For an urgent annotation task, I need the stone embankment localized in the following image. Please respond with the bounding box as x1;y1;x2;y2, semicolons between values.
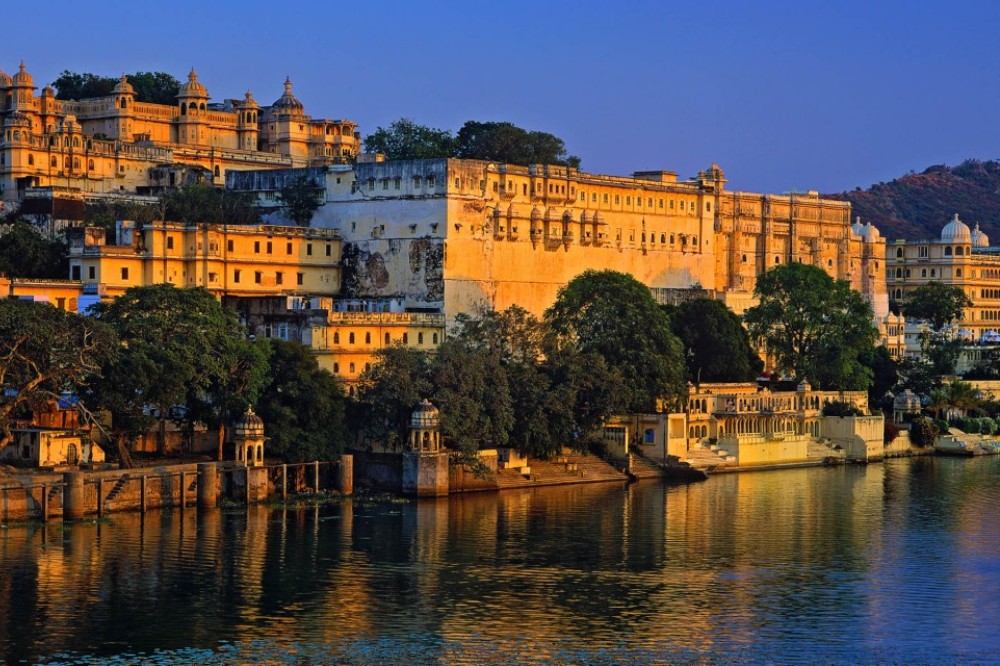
0;458;353;524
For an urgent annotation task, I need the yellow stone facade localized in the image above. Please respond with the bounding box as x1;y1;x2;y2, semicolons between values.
0;63;360;202
0;276;84;311
234;158;887;322
67;222;341;301
886;214;999;339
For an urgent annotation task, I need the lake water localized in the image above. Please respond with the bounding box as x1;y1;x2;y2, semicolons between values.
2;456;999;665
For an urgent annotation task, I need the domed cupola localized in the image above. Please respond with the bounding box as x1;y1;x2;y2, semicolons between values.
851;216;865;237
861;221;881;244
0;67;11;89
972;222;990;248
11;62;34;88
178;68;209;99
234;405;265;440
941;213;972;243
272;77;304;114
112;74;134;96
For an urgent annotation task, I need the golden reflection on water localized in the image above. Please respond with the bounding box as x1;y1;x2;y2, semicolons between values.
1;457;999;664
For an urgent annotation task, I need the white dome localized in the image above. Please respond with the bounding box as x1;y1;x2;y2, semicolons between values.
941;213;971;243
972;222;990;248
851;216;864;237
861;222;881;243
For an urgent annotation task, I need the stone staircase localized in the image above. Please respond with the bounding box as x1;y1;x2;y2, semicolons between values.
807;438;847;463
102;475;131;510
683;443;738;472
496;452;627;489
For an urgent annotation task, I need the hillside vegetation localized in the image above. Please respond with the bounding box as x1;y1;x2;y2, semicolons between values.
826;159;1000;241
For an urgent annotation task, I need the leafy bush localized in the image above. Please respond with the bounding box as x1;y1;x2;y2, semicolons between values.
909;417;939;448
933;418;950;434
884;421;901;445
979;418;997;436
956;417;980;433
822;400;864;417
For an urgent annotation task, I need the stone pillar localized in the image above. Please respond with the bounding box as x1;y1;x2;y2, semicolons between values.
336;455;353;495
63;472;85;520
402;452;449;498
197;462;217;511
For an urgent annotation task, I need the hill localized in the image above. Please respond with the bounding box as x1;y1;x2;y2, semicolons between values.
825;159;1000;241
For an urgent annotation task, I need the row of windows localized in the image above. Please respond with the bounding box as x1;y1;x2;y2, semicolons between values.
332;331;439;345
892;267;960;279
244;240;331;257
334;361;370;375
233;270;304;285
367;176;437;191
894;246;967;258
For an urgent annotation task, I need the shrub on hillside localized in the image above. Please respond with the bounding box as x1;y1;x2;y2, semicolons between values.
909;417;939;448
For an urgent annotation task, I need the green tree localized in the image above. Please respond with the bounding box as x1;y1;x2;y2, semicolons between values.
545;270;686;413
744;263;878;390
276;175;324;226
0;220;68;278
256;340;347;462
0;300;116;449
430;339;513;454
52;70;180;104
859;345;899;411
908;416;939;448
666;298;763;384
355;345;432;450
919;328;963;376
364;118;456;160
159;185;261;226
902;282;973;330
91;285;268;457
455;121;581;168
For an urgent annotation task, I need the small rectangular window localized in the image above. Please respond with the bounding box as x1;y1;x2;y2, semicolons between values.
227;239;234;252
254;241;260;253
254;271;262;284
276;272;283;285
287;242;292;254
88;266;95;279
166;236;174;250
121;267;129;280
297;272;303;285
307;243;313;256
326;244;332;257
234;269;241;283
266;241;272;254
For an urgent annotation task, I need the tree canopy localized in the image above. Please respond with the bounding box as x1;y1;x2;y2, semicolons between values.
364;118;580;167
666;298;763;384
52;70;181;105
744;263;879;390
159;185;261;226
90;285;269;455
364;118;456;161
0;300;117;449
0;220;68;279
276;175;324;226
256;340;347;462
545;270;686;412
902;281;973;330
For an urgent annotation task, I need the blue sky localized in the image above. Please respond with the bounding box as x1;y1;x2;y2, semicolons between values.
6;0;999;194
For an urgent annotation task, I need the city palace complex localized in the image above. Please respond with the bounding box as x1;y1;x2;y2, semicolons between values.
2;61;997;468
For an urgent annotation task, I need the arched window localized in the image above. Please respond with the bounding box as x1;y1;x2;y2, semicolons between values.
945;246;953;256
365;362;371;372
88;159;94;170
365;332;371;344
349;362;355;374
349;332;355;344
402;332;409;344
50;156;57;167
956;268;963;277
333;332;340;344
214;165;220;177
180;103;187;115
120;97;127;109
433;333;438;344
957;246;964;256
895;269;902;278
27;155;33;166
333;362;340;373
385;332;390;345
418;332;424;344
